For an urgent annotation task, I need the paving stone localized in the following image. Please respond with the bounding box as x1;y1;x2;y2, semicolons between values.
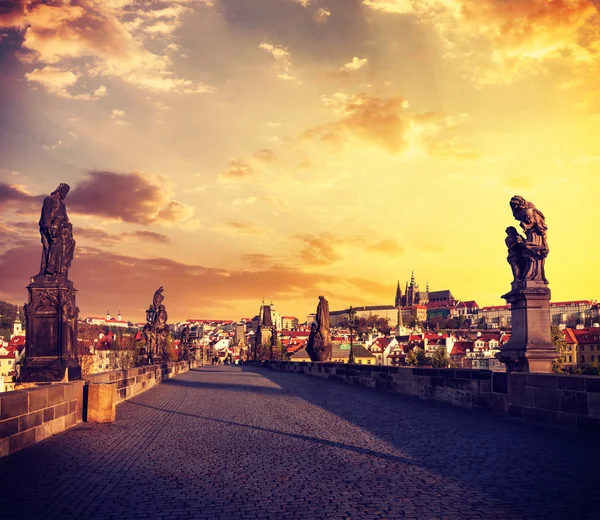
0;366;598;520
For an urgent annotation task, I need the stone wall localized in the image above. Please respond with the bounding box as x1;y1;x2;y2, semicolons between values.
1;360;201;457
0;380;84;457
261;361;600;434
85;360;198;404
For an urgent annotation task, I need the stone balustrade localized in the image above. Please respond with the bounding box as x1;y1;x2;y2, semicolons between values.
260;361;600;434
0;360;202;457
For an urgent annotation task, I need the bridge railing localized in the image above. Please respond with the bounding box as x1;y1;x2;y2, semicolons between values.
260;361;600;434
0;360;202;458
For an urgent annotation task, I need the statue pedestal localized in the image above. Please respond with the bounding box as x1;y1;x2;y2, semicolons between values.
496;280;558;373
21;275;81;383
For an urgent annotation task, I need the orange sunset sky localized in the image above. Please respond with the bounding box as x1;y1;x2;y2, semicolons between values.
0;0;599;323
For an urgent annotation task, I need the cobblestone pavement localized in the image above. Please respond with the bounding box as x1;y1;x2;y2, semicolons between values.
1;366;599;520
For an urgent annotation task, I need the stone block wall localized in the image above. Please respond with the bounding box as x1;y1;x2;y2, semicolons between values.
262;361;600;434
0;380;84;457
85;361;195;404
1;360;201;457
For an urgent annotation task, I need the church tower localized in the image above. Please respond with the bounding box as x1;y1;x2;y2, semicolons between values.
11;306;23;339
395;281;402;308
117;307;122;321
106;307;111;321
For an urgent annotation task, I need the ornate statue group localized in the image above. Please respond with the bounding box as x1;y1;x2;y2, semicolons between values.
505;195;549;284
142;286;170;361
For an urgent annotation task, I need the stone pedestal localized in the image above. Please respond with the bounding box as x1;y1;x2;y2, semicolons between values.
21;275;81;383
496;280;558;373
87;382;117;423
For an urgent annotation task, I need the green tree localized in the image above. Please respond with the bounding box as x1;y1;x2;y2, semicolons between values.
429;346;451;368
405;347;427;366
551;325;568;373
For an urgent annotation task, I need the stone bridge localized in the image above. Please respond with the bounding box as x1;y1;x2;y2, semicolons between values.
1;365;598;519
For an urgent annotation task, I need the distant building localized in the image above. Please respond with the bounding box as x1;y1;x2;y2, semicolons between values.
562;326;600;370
281;316;299;329
550;300;597;327
479;305;512;328
85;308;129;328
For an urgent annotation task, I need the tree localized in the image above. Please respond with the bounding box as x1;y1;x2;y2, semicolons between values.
551;326;569;373
405;347;427;366
429;346;451;368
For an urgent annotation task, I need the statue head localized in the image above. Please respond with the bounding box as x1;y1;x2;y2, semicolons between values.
52;183;70;199
506;226;518;236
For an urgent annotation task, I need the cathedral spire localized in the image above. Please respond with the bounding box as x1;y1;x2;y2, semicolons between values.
395;281;402;308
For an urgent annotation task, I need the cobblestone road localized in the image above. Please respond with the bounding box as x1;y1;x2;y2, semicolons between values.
1;366;599;520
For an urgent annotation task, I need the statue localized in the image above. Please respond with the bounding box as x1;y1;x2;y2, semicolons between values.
143;286;170;361
306;295;332;362
505;226;526;282
22;183;81;382
39;183;76;279
497;196;556;373
509;195;549;283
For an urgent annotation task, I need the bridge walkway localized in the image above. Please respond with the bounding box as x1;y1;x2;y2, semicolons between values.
0;365;598;519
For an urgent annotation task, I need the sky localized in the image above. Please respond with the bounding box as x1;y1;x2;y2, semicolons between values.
0;0;599;323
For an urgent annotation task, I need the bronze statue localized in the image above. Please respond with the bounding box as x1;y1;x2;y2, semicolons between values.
306;295;332;362
509;195;549;283
39;183;76;279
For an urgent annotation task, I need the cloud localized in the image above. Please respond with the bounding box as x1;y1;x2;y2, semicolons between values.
341;57;368;71
401;0;600;84
220;149;277;180
65;171;196;227
370;239;404;256
24;66;108;100
300;92;474;158
241;253;275;267
0;244;351;320
259;41;297;81
315;8;331;23
362;0;414;15
0;0;214;95
296;234;344;265
224;221;264;236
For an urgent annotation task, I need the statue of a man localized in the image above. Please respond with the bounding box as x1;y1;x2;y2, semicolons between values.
509;196;549;283
317;295;330;333
39;183;76;278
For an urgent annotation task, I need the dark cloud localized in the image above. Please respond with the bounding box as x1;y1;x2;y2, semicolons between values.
0;183;41;209
0;244;353;320
67;170;193;225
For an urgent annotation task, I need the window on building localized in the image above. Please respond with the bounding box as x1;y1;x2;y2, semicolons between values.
568;355;572;362
580;355;585;363
592;355;595;362
8;360;12;364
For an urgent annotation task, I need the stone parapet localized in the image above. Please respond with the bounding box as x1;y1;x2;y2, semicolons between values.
1;360;202;458
0;380;84;457
260;361;600;434
85;360;200;404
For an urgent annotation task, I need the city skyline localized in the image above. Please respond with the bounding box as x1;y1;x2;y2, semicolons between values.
1;1;599;322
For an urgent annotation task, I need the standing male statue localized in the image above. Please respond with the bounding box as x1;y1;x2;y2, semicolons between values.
306;295;332;362
39;183;76;279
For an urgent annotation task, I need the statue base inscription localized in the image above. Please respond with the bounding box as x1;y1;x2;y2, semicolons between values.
21;276;81;383
496;280;558;373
